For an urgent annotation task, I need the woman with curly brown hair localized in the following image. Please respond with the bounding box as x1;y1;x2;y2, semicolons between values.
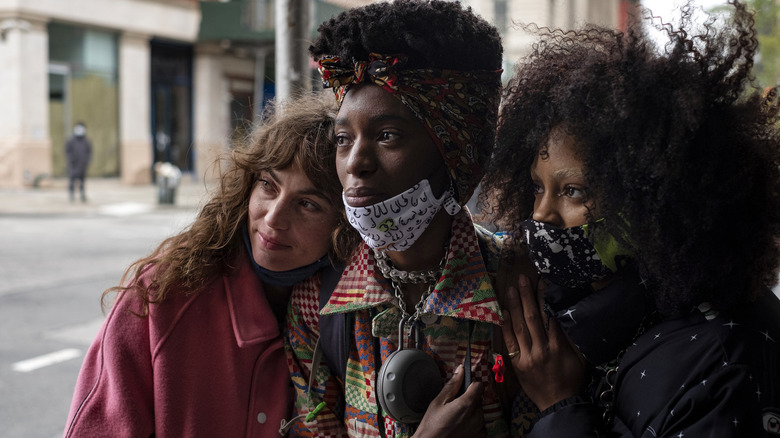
64;92;360;437
484;0;780;436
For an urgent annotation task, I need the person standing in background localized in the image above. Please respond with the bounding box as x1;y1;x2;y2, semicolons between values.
64;122;92;203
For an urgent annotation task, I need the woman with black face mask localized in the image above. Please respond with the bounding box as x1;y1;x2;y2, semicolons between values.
482;1;780;436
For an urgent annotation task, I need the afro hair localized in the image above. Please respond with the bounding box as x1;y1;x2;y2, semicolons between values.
483;0;780;315
309;0;502;71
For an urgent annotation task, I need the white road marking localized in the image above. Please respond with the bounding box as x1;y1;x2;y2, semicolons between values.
45;318;104;345
12;348;82;372
99;202;154;216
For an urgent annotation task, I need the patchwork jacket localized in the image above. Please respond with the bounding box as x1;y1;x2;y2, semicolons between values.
285;210;537;438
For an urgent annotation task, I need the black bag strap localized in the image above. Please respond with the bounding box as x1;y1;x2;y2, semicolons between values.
279;265;347;436
317;264;350;383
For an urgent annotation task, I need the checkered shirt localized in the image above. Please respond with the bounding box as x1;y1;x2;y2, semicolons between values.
286;210;537;437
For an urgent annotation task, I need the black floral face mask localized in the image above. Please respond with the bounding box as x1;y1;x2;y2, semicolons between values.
521;218;612;288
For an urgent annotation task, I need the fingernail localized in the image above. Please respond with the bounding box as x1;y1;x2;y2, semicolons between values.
519;275;528;287
454;364;463;375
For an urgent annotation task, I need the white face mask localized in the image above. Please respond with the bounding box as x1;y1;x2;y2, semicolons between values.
344;179;461;252
73;125;86;137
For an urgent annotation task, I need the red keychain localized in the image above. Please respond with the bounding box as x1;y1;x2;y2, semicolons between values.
492;354;504;383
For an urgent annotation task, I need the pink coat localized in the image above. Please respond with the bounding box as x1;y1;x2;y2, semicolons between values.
64;254;292;437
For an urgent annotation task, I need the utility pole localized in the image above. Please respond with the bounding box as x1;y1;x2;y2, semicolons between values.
275;0;311;101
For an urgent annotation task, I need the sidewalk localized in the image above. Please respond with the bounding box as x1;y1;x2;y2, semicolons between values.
0;176;213;215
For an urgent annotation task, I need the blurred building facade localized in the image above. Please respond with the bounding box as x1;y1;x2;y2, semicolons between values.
466;0;634;80
0;0;629;188
1;0;196;186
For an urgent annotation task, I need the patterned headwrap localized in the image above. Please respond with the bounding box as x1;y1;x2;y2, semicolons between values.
318;53;502;205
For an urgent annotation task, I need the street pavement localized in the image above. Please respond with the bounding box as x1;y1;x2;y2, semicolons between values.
0;176;211;216
0;176;210;438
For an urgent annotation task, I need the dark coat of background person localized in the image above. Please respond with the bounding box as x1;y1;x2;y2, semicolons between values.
65;132;91;179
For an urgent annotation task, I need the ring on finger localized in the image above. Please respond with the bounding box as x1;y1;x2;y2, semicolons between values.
507;350;520;358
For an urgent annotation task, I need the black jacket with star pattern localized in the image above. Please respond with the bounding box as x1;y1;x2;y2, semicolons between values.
529;271;780;438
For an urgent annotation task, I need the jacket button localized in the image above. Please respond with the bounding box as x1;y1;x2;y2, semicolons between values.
257;412;267;424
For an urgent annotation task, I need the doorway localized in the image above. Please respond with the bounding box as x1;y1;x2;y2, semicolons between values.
48;63;71;177
150;41;193;178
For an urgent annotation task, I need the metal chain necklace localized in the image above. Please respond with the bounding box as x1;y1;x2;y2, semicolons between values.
373;246;451;424
390;279;436;324
596;310;658;425
373;246;448;323
373;248;446;284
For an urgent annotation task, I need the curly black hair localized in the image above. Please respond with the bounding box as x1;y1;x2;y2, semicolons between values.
483;0;780;316
309;0;502;71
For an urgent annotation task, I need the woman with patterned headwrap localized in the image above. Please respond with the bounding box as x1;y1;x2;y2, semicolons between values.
283;1;536;437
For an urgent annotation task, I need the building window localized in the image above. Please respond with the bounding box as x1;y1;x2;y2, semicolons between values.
48;23;119;178
495;0;508;34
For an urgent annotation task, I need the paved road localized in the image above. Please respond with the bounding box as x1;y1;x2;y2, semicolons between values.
0;178;204;438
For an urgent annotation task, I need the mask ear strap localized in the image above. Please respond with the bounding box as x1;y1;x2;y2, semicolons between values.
442;179;461;216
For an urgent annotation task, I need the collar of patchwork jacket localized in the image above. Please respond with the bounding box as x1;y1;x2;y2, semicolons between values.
321;209;504;325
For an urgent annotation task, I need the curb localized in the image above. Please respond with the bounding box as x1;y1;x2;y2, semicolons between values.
0;177;212;216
